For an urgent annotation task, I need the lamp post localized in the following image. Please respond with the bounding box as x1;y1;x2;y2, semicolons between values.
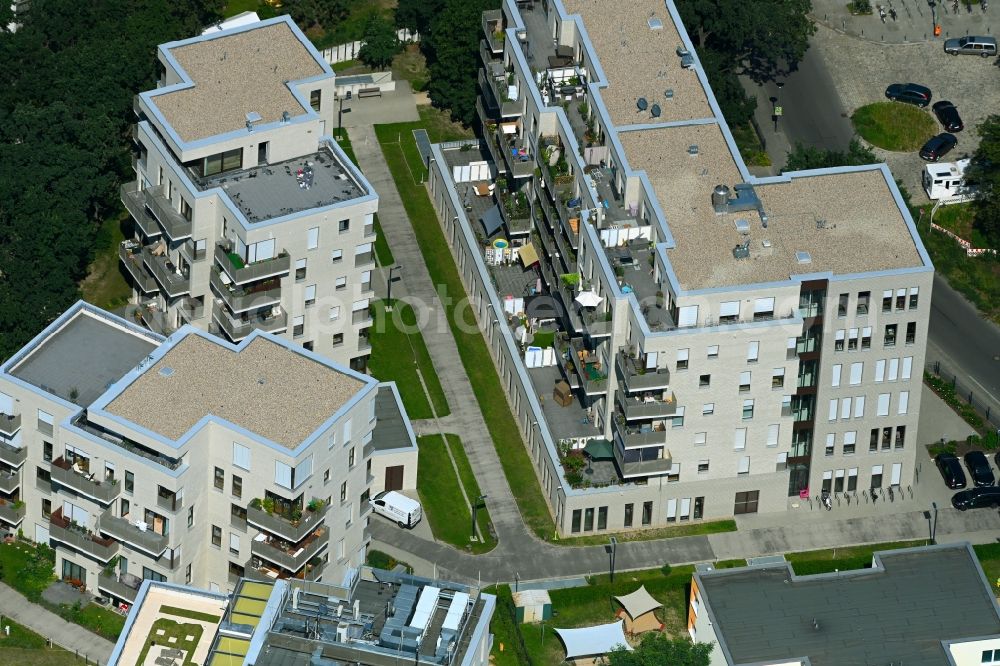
472;494;488;541
931;501;938;543
337;91;352;133
773;80;785;132
386;265;402;310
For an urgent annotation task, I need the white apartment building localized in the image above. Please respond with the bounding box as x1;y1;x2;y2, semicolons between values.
121;15;378;371
426;0;933;536
0;301;418;602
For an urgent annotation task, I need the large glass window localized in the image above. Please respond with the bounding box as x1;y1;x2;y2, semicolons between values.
200;148;243;177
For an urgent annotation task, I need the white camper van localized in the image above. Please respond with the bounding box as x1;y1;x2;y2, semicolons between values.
370;491;422;528
923;158;975;204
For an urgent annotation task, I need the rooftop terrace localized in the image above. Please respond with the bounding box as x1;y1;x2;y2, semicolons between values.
153;20;326;143
196;144;366;223
6;308;160;406
106;333;366;448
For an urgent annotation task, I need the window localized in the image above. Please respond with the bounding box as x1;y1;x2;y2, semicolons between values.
905;321;916;344
857;291;870;315
187;506;194;528
678;305;698;328
888;358;899;381
895;288;906;310
719;301;739;323
854;395;865;418
861;327;872;350
742;399;754;420
875;359;886;382
849;362;863;386
624;503;634;527
214;467;224;490
571;509;581;533
693;497;705;520
349;446;356;468
584;508;594;531
766;424;780;447
671;406;685;428
340;481;348;503
982;649;1000;664
898;390;909;415
597;506;608;530
309;89;322;111
882;289;893;312
702;403;714;416
884;324;897;347
871;465;884;488
697;460;710;473
211;525;222;547
909;287;919;310
877;393;891;416
734;490;759;514
232;442;251;471
694;432;707;446
746;341;759;363
338;219;350;233
771;368;785;388
843;431;857;455
825;433;835;457
295;258;307;281
307;226;319;250
881;427;892;450
41;499;51;518
229;533;240;556
828;399;838;422
323;469;330;484
331;248;343;263
641;501;653;526
707;345;719;359
699;374;711;387
848;328;858;351
335;276;347;290
232;475;242;499
895;425;906;449
739;371;751;393
837;293;848;317
834;330;845;351
201;148;243;176
304;284;317;307
870;428;879;452
332;333;344;346
753;297;775;320
841;397;852;420
293;315;304;337
666;499;677;523
329;306;341;321
847;468;858;492
676;348;689;371
734;428;747;450
831;364;842;387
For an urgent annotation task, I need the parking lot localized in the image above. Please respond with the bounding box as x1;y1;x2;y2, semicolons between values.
807;10;1000;200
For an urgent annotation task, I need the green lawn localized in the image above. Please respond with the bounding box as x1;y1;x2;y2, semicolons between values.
64;604;125;641
368;300;449;419
975;543;1000;589
786;539;928;575
416;434;496;553
366;549;413;573
374;121;555;539
852;102;936;151
372;214;395;267
159;605;221;624
554;519;737;547
332;59;359;73
80;213;131;310
134;618;203;666
0;541;56;601
222;0;263;18
0;620;78;666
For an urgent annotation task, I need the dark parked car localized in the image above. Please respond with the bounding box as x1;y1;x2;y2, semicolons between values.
885;83;932;107
935;453;967;489
932;101;964;132
964;451;995;487
952;487;1000;510
919;133;958;162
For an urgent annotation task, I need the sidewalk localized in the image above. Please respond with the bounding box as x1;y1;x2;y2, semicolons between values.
0;582;114;664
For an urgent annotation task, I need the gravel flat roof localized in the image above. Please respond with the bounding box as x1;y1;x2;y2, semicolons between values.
154;21;325;143
106;334;363;448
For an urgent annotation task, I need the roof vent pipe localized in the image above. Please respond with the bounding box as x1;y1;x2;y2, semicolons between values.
712;184;730;213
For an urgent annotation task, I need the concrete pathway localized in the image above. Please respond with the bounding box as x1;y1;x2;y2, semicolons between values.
0;582;115;664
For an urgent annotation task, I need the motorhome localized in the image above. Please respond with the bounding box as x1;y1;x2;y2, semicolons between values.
923;158;975;204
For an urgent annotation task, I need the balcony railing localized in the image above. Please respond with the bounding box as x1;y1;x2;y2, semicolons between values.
615;444;673;479
179;297;206;322
138;305;174;336
354;250;375;267
247;500;328;544
99;510;169;558
352;307;373;326
0;440;26;468
0;469;21;494
179;239;208;265
617;392;677;420
156;492;184;513
142;246;191;298
119;244;159;294
49;508;119;563
560;336;608;395
210;269;282;314
581;309;612;337
72;415;183;471
50;457;121;505
120;183;161;240
499;133;536;180
0;413;21;438
483;9;504;54
0;500;25;527
212;302;288;341
251;526;328;574
617;352;671;393
613;417;668;449
479;67;522;118
98;572;142;603
215;244;290;286
145;187;192;241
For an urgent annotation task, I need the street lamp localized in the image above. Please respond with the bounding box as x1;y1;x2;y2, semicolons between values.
386;265;403;310
931;501;938;543
773;81;785;132
472;494;488;541
337;91;352;133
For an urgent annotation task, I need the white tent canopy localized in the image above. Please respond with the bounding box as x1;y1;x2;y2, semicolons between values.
574;290;603;308
555;621;631;659
615;585;662;620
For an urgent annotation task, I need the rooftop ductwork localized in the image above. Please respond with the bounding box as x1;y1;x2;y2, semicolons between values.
712;182;767;223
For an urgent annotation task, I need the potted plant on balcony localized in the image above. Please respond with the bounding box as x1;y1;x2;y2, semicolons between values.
307;498;324;513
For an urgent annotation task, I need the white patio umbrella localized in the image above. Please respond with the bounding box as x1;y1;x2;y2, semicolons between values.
574;290;603;308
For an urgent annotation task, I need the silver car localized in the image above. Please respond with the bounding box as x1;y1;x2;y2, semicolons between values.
943;35;998;57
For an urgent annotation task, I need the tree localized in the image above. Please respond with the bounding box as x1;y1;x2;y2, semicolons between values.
783;139;880;172
358;12;401;70
606;633;713;666
396;0;444;36
284;0;350;31
964;115;1000;248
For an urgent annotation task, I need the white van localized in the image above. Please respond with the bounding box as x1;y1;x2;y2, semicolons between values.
370;491;422;528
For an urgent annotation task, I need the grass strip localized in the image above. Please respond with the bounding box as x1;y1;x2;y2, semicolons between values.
159;605;222;624
852;102;936;151
444;434;493;543
553;519;736;546
786;539;928;575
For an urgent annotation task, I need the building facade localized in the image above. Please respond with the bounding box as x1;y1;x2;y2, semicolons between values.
425;0;933;536
121;15;377;370
0;302;417;602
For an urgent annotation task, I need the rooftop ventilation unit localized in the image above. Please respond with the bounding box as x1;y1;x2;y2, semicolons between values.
664;89;674;99
158;367;174;377
245;111;262;132
734;219;750;233
650;104;661;118
281;110;290;123
687;144;699;156
676;46;694;68
636;97;648;112
733;238;751;259
712;184;730;210
648;16;663;30
796;251;812;264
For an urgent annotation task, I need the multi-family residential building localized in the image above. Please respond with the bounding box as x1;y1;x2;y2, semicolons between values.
689;543;1000;665
426;0;933;536
108;573;495;666
122;15;377;370
0;301;417;602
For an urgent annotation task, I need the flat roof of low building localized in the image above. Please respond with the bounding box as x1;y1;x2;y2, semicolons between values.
6;308;160;406
371;386;415;453
153;20;326;143
696;544;1000;666
620;124;923;290
106;333;364;448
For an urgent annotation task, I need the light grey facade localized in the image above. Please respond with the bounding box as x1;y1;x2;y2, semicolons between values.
122;16;377;371
425;0;933;536
0;301;418;600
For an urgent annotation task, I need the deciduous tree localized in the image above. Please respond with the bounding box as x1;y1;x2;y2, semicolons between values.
964;115;1000;249
783;139;879;172
606;633;713;666
358;12;401;70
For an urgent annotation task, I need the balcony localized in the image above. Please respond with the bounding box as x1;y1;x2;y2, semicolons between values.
354;250;375;268
352;307;373;326
614;441;673;479
98;572;142;603
0;440;26;468
251;526;327;574
142;246;191;298
617;352;671;393
138;303;174;336
479;66;522;118
581;309;612;337
99;510;169;558
179;239;208;264
0;500;24;527
0;413;21;438
210;268;282;314
215;244;290;286
482;9;504;55
145;187;192;241
0;469;21;494
119;243;159;294
49;508;119;563
247;499;328;544
156;491;184;513
120;183;161;240
179;297;206;322
212;302;288;341
50;457;120;505
617;391;677;420
246;555;325;582
613;417;668;449
559;336;608;395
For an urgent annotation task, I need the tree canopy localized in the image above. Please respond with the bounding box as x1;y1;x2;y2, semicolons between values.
783;139;880;173
358;12;401;70
606;633;713;666
283;0;350;32
0;0;212;360
964;114;1000;249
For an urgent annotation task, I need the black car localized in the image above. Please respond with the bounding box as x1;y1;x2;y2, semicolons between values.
919;133;958;162
952;487;1000;510
935;453;968;489
885;83;932;107
932;101;964;132
964;450;995;487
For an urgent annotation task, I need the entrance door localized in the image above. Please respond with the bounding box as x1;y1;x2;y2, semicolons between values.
257;141;269;165
384;466;404;491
